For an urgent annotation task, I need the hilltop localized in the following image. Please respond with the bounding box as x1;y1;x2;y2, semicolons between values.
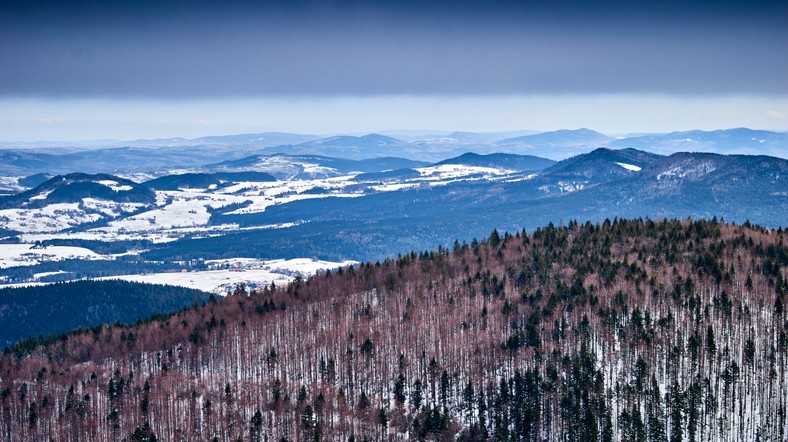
1;219;785;441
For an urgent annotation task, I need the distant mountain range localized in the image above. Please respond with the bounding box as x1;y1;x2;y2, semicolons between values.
0;132;322;176
264;134;437;161
187;132;319;146
0;127;786;266
0;128;784;178
0;147;785;282
607;128;788;157
0;145;264;176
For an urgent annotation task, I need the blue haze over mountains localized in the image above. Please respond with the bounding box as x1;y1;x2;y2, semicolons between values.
0;127;786;266
1;128;786;177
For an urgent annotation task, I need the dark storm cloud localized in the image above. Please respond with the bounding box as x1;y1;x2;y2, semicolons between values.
1;0;786;98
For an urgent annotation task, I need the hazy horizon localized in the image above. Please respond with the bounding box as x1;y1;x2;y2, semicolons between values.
1;0;786;141
2;95;787;143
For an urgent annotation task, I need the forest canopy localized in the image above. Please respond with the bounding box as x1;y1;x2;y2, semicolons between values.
0;218;786;441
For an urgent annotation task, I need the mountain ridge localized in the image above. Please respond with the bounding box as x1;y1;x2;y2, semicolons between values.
1;128;785;176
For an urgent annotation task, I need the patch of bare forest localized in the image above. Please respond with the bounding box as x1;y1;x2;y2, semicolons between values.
1;218;786;441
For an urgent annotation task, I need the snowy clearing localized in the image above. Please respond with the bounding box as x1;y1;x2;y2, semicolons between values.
97;180;133;192
0;244;104;268
615;162;642;172
99;258;357;294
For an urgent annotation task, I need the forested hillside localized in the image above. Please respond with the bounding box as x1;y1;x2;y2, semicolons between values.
0;280;211;348
0;219;786;441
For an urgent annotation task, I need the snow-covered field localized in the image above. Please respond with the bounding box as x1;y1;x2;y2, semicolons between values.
0;203;105;233
0;176;24;194
99;258;357;294
96;180;133;192
0;257;356;294
415;164;512;180
0;243;104;268
98;269;296;294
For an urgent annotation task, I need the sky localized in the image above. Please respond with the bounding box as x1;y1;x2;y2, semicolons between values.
0;0;786;141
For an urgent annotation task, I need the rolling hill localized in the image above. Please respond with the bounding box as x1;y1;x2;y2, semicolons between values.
435;152;556;171
144;172;276;191
496;128;615;159
1;219;784;441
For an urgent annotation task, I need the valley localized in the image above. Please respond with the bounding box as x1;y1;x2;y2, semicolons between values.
0;151;554;288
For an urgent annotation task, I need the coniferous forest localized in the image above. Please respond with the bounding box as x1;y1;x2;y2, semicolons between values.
0;218;786;441
0;280;211;348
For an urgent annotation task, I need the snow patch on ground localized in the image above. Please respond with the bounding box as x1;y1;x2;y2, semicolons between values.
415;164;512;180
238;156;339;179
115;172;158;183
33;270;68;280
370;182;421;192
29;189;54;201
1;252;357;293
102;190;240;232
539;181;586;193
615;162;642;172
0;198;146;234
0;176;24;194
0;203;104;233
81;198;146;218
365;164;512;192
220;176;362;215
97;180;133;192
301;163;337;176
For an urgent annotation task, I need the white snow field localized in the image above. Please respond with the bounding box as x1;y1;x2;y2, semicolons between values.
96;258;357;294
0;244;104;268
615;162;642;172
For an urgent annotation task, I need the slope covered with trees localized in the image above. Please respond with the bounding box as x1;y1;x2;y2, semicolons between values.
0;280;211;348
0;219;786;441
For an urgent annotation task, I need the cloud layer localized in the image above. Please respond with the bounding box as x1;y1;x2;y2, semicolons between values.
1;0;786;98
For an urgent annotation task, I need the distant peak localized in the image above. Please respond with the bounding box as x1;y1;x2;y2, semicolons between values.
574;128;603;135
360;134;402;142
